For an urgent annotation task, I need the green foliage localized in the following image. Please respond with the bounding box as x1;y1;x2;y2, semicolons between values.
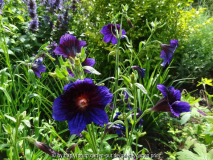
176;143;213;160
176;8;213;78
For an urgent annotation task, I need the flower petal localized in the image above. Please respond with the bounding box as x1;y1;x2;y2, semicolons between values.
111;36;117;45
82;58;95;67
103;34;113;43
157;84;168;97
34;71;41;78
89;108;108;126
170;101;191;117
52;96;71;121
151;97;171;112
100;25;111;35
68;112;89;136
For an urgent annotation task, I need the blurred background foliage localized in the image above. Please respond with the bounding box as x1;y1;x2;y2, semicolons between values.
1;0;213;79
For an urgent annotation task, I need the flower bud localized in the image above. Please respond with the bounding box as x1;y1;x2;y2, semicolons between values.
34;141;59;157
127;19;133;28
66;143;77;153
48;72;57;77
74;57;81;66
130;72;136;83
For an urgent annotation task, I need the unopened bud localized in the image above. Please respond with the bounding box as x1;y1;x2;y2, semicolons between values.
48;72;57;77
34;141;59;157
127;19;133;28
130;72;136;83
66;143;77;153
74;57;81;66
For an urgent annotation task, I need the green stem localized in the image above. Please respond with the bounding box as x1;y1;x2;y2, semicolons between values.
111;14;124;121
87;125;97;154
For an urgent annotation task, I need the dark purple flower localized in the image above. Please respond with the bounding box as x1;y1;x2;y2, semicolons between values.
52;78;113;136
104;122;125;136
34;141;59;157
151;84;191;117
31;57;46;78
160;40;179;67
100;23;126;45
131;66;146;79
29;18;39;32
54;33;86;58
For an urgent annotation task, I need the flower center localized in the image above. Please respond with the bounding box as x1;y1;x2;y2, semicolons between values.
77;95;88;109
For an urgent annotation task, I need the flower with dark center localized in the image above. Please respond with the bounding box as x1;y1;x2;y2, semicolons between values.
34;141;59;157
30;57;46;78
29;18;39;32
151;84;191;117
131;66;146;79
160;40;179;67
52;78;113;136
100;23;126;45
54;33;86;59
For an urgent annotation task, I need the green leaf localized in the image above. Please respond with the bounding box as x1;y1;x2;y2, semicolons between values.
177;142;213;160
134;83;147;94
0;87;12;102
82;66;101;75
22;120;31;128
4;114;16;122
123;145;133;160
185;137;196;150
180;113;191;125
102;134;118;142
108;120;124;129
28;69;37;88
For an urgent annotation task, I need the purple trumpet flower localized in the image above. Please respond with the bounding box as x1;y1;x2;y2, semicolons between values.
100;23;126;45
31;57;46;78
160;40;179;67
131;66;146;79
54;33;86;59
52;78;113;136
151;84;191;117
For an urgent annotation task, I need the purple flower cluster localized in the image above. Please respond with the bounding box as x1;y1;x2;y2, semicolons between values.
0;0;4;15
28;0;39;32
